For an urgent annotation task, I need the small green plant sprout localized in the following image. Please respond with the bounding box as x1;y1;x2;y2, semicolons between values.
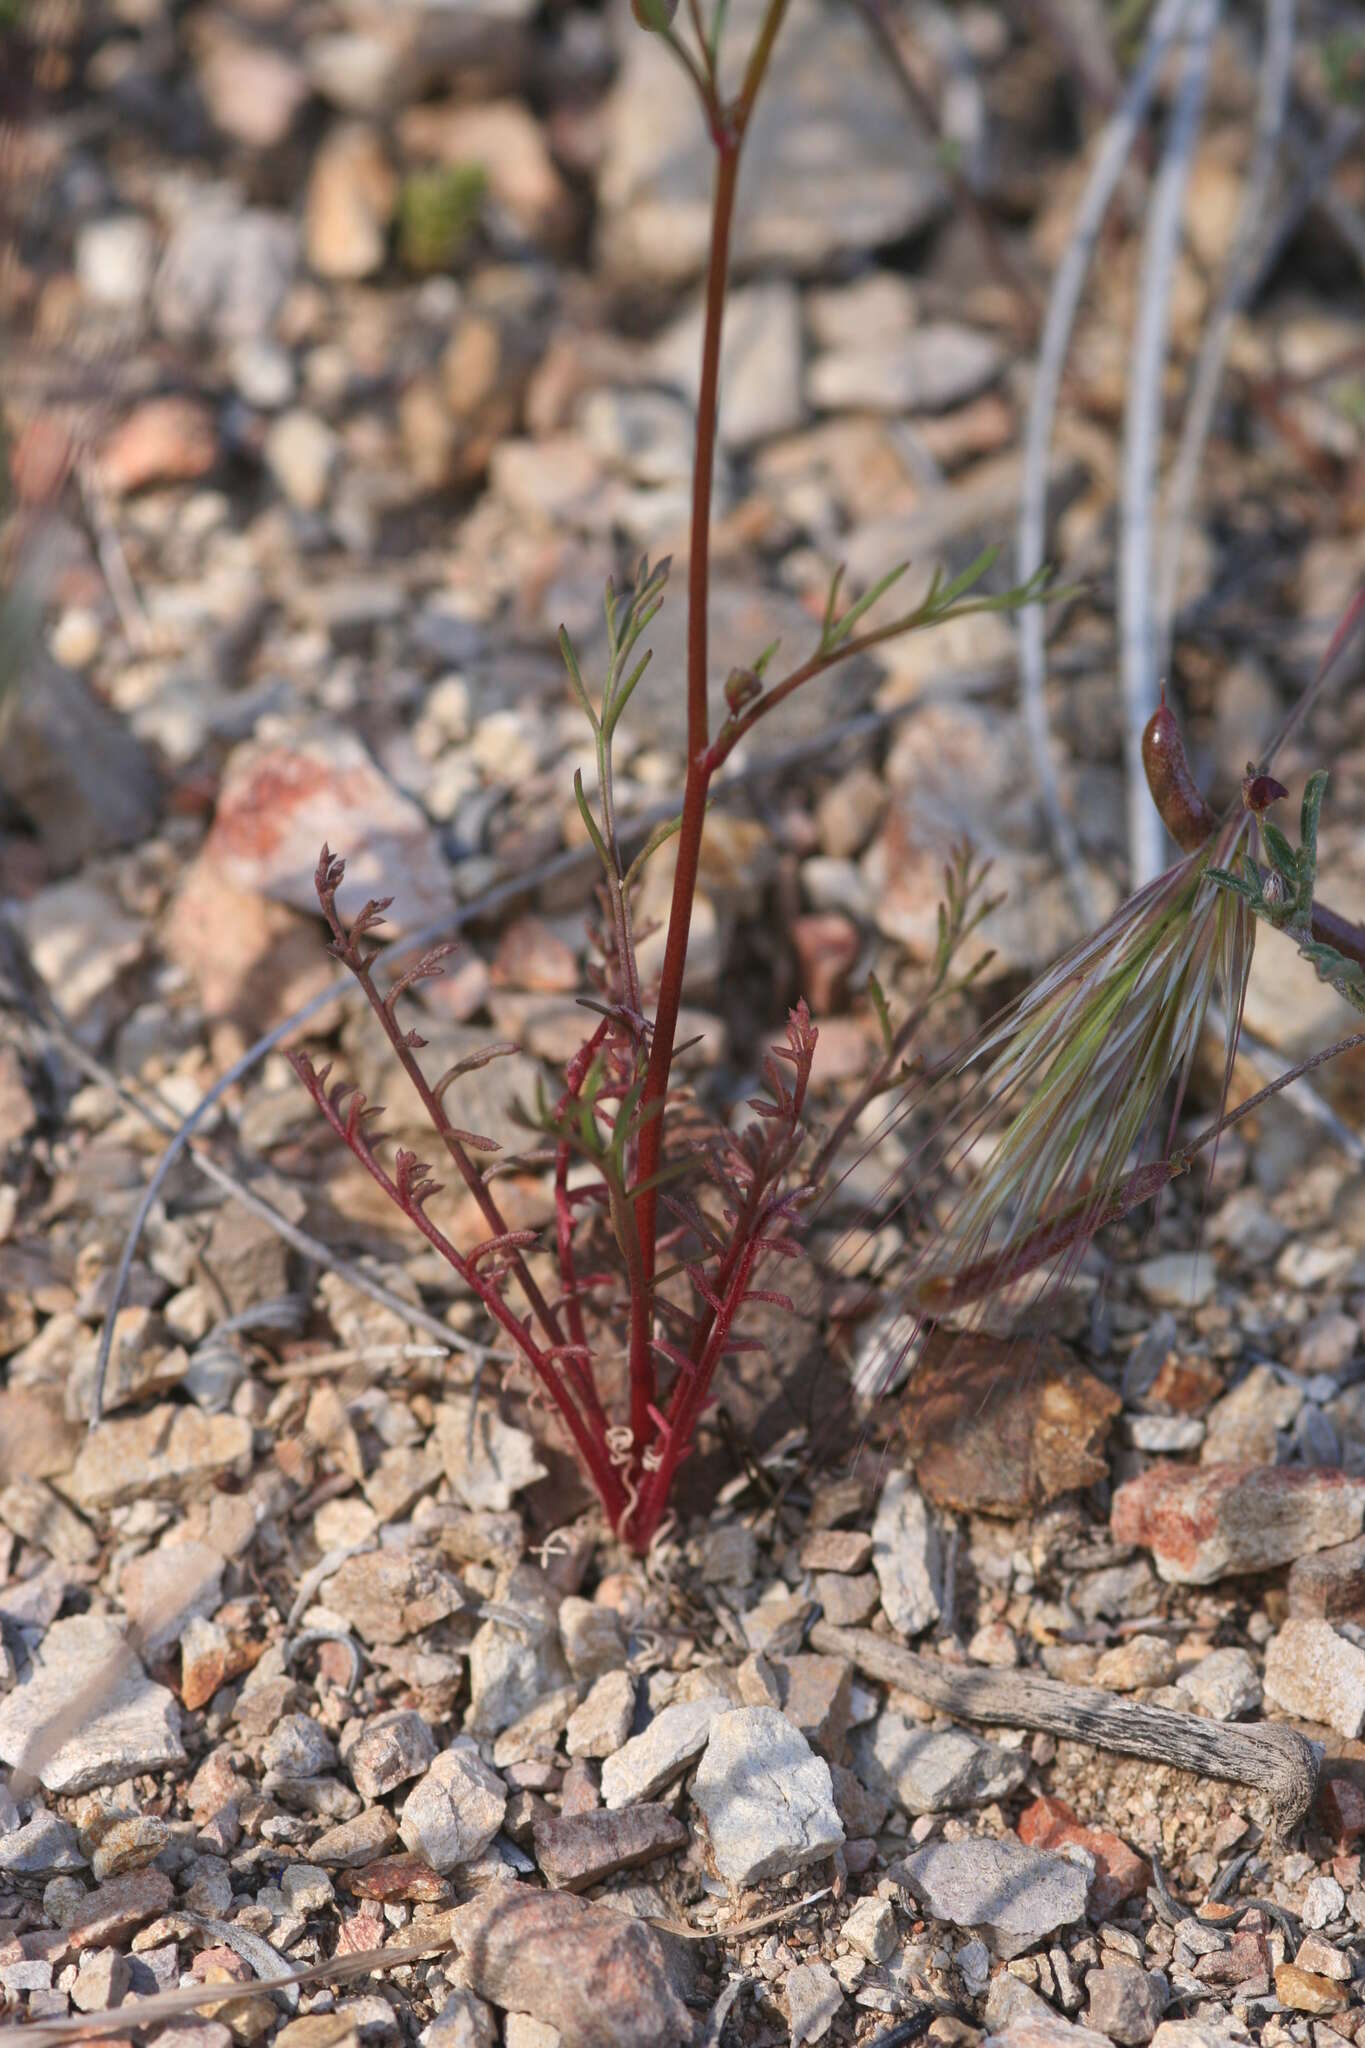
399;164;486;272
293;0;1056;1553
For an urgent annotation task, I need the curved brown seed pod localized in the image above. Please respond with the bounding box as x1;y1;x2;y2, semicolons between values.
1142;701;1218;850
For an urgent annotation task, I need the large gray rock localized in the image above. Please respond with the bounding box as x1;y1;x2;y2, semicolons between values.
0;1615;185;1794
599;0;944;283
690;1706;844;1886
901;1836;1089;1959
852;1713;1028;1814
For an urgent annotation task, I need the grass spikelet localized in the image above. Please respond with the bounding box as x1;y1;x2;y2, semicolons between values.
906;811;1257;1318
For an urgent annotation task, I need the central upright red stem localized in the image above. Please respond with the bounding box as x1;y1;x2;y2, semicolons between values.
625;133;741;1458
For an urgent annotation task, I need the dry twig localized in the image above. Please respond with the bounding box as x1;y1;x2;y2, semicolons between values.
1120;0;1221;888
813;1622;1320;1836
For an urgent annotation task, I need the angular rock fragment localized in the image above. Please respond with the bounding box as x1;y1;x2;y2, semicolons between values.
1263;1618;1365;1737
1017;1795;1150;1917
1286;1532;1365;1622
1176;1647;1261;1721
344;1710;438;1800
901;1836;1089;1959
566;1671;635;1761
320;1549;467;1647
67;1408;253;1511
0;1615;185;1793
870;1470;940;1635
851;1712;1028;1815
452;1888;694;2048
1085;1961;1166;2045
467;1565;571;1736
399;1745;507;1873
782;1960;842;2045
690;1706;844;1886
434;1398;547;1512
601;1695;727;1810
533;1804;687;1892
1111;1462;1365;1584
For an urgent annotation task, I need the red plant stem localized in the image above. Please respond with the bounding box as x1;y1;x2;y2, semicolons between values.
341;941;566;1353
627;134;741;1460
296;1059;627;1522
628;2;792;1406
633;1238;761;1546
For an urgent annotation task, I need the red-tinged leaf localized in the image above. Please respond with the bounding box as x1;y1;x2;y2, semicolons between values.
432;1044;519;1104
685;1264;722;1311
468;1229;539;1272
743;1289;795;1311
449;1128;501;1154
651;1337;700;1375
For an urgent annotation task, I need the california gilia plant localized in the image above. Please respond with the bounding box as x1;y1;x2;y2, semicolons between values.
290;0;1050;1552
295;0;1365;1547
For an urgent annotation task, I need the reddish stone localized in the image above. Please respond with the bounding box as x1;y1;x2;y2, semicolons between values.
1112;1463;1365;1586
345;1855;452;1904
1194;1928;1270;1993
452;1888;694;2048
1017;1794;1149;1918
1147;1351;1225;1415
1288;1535;1365;1624
336;1906;387;1955
99;397;217;496
65;1870;175;1948
182;1622;265;1712
532;1804;687;1893
1320;1773;1365;1845
10;415;75;505
190;1947;253;1985
205;730;453;927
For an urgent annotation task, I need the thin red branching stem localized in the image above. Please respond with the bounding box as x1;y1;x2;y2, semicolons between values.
319;874;566;1355
633;1237;762;1545
628;131;740;1460
292;1055;627;1522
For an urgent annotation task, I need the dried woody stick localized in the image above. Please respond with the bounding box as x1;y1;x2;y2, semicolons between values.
812;1623;1320;1837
